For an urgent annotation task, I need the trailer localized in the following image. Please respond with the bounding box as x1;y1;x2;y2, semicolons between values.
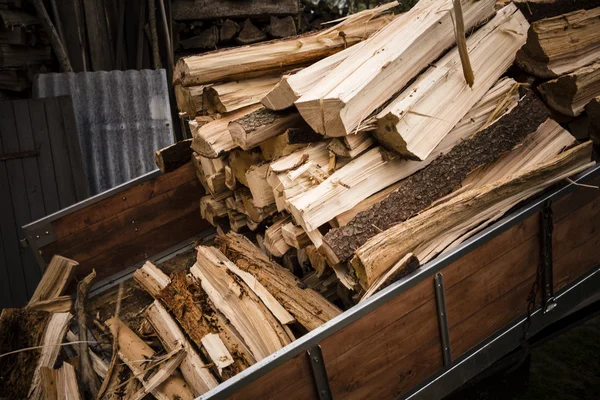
22;161;600;399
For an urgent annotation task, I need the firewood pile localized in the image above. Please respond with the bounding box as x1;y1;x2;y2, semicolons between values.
2;0;600;398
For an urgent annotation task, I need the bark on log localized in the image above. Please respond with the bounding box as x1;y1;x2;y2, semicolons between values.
214;232;341;331
259;127;322;160
516;7;600;78
323;87;549;262
538;60;600;117
229;108;306;150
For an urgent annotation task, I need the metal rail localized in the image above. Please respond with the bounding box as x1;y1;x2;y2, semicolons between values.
196;163;600;400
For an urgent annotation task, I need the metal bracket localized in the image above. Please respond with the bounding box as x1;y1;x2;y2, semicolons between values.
540;200;556;313
434;273;452;367
307;345;333;400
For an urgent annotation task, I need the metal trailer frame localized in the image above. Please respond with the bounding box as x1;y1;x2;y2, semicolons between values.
21;164;600;400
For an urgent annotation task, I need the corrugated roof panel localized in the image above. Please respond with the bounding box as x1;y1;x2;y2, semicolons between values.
34;69;174;195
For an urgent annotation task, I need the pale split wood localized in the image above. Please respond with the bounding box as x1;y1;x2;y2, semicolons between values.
192;246;292;360
295;0;496;137
360;253;419;301
214;232;341;330
452;0;474;87
56;362;82;400
105;317;194;400
351;142;594;289
129;347;187;400
27;295;72;313
175;84;205;117
133;261;170;297
190;104;261;158
206;75;282;113
229;108;306;151
282;221;311;249
374;4;529;160
246;163;276;207
229;148;263;187
264;216;292;257
238;188;278;223
516;7;600;78
200;333;235;378
174;3;397;86
305;244;328;277
28;312;73;400
28;255;78;305
145;301;218;396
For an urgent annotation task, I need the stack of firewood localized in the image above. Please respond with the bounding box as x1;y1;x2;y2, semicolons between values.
2;0;600;398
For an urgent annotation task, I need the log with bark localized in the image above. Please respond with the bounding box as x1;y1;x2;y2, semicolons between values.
155;139;193;173
295;0;496;137
537;60;600;117
516;7;600;78
373;4;528;160
259;126;322;160
322;86;547;263
174;3;397;86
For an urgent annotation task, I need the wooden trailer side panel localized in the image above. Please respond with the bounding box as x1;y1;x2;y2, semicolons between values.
225;178;600;400
34;162;209;281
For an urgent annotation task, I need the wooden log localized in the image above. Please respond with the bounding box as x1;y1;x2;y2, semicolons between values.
27;295;72;312
220;19;240;42
323;86;547;263
28;254;77;305
75;270;99;399
238;187;277;223
192;246;293;360
181;26;218;49
172;0;299;21
129;348;187;400
229;148;263;187
294;0;496;137
201;333;235;378
236;19;266;45
259;126;322;160
587;96;600;144
360;253;419;302
155;140;193;173
28;312;73;400
41;362;82;400
351;141;593;288
200;194;229;225
373;4;528;160
191;104;261;158
261;41;366;111
0;309;51;399
175;84;205;117
65;330;108;379
509;0;600;22
328;132;374;158
269;16;296;38
214;232;342;331
228;209;248;232
229;108;307;151
105;317;194;400
282;221;310;249
516;7;600;78
206;75;281;113
537;60;600;117
157;273;254;375
146;300;219;395
246;163;275;207
133;261;171;298
264;216;292;257
174;4;396;86
333;181;402;227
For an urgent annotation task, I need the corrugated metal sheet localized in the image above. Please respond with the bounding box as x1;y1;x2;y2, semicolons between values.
34;69;174;195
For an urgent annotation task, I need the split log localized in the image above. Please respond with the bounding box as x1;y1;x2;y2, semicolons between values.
229;108;307;150
129;348;187;400
175;84;205;117
246;163;275;207
587;96;600;144
305;244;327;277
229;148;263;187
146;300;218;395
333;182;402;227
360;253;419;302
269;16;296;38
29;312;73;400
328;132;374;158
295;0;496;137
181;26;218;49
516;7;600;78
206;75;281;113
75;270;99;399
174;4;396;86
214;232;342;331
191;104;261;158
28;255;77;306
228;209;248;232
200;194;229;225
133;261;172;298
236;19;266;45
220;19;240;42
0;309;51;399
537;60;600;117
323;86;546;262
192;246;293;360
238;187;277;223
509;0;600;22
105;317;194;400
282;221;310;249
157;272;255;374
259;127;322;160
41;362;82;400
155;140;193;173
27;295;72;312
264;216;292;257
373;4;528;160
351;141;593;288
171;0;298;21
262;40;366;111
201;333;235;378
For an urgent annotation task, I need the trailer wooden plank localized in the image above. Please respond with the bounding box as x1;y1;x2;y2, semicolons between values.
552;174;600;221
553;193;600;260
29;99;61;215
45;99;77;208
0;214;14;308
0;101;28;305
50;162;196;240
42;178;201;265
58;96;88;201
